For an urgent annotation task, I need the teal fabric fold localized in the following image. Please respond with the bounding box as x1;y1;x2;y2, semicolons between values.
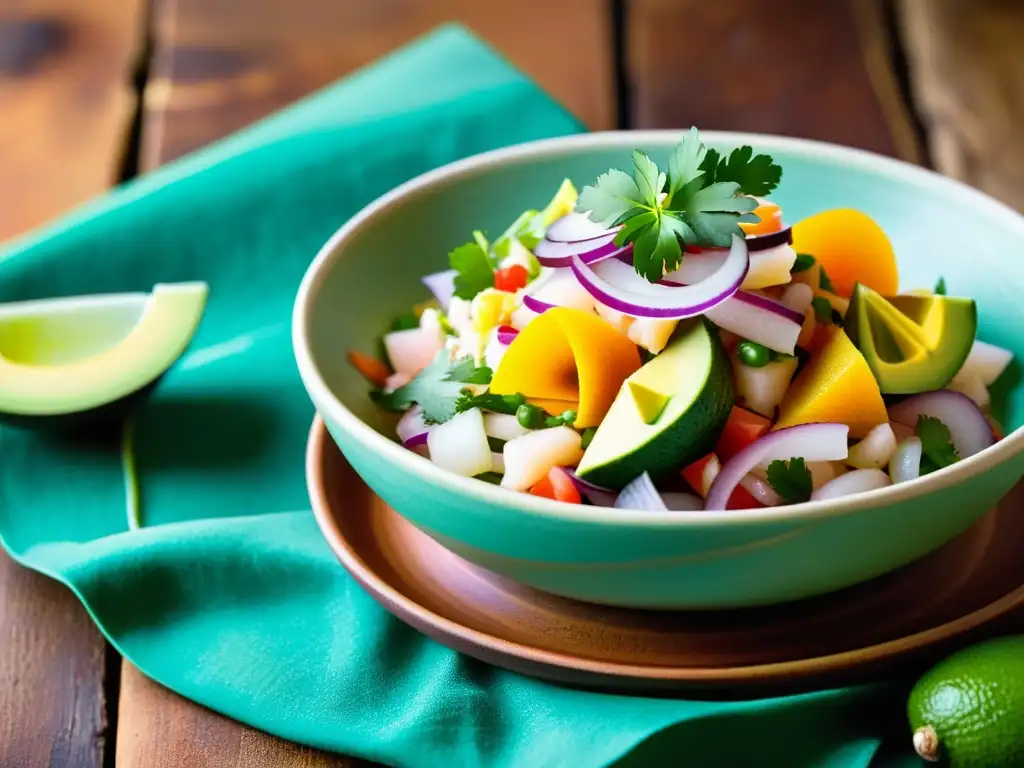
0;24;918;767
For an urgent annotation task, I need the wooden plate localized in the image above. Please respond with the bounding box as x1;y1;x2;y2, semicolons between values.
307;418;1024;694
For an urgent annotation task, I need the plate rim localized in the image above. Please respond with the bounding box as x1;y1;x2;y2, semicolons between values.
307;417;1024;686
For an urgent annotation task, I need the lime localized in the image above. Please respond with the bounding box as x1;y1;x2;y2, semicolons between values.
907;635;1024;766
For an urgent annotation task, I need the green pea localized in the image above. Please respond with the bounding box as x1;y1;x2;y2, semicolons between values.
737;340;771;368
516;403;545;429
580;427;598;450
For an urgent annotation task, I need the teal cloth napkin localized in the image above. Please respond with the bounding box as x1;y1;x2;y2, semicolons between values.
0;25;920;767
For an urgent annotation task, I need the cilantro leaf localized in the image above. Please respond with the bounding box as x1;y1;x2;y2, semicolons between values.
792;253;816;273
916;415;960;474
707;145;783;196
819;267;835;293
449;242;494;300
632;215;684;281
371;353;492;424
456;391;526;416
668;127;708;202
577;169;645;227
697;148;721;187
765;457;813;504
935;276;947;295
677;182;758;247
811;296;834;323
632;150;665;206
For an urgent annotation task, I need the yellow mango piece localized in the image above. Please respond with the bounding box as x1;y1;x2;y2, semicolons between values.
792;209;898;298
490;307;641;428
775;327;888;439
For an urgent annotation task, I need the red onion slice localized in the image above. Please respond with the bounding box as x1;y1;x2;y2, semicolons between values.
496;325;519;345
705;423;850;510
397;406;430;448
534;236;630;269
887;390;995;459
522;294;556;314
746;227;793;252
565;469;618;507
703;290;803;355
665;243;796;291
403;432;429;449
421;270;457;311
543;212;620;243
570;234;749;320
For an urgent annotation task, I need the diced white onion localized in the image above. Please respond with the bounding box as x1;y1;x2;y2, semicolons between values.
846;423;898;470
946;369;991;408
614;472;668;511
959;339;1013;387
426;408;493;478
811;468;891;501
383;325;445;376
732;355;799;418
780;282;814;314
889;437;923;484
501;427;583;491
739;473;782;506
627;317;678;353
483;413;531;442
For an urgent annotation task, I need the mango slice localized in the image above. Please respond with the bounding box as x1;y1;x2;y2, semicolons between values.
490;307;641;427
775;327;888;438
791;209;898;298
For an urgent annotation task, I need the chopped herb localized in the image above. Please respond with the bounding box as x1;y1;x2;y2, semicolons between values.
455;391;526;416
389;313;420;332
916;415;960;474
792;253;816;273
548;410;577;428
370;353;492;424
765;457;813;504
580;426;598;450
576;127;779;283
449;241;494;300
515;403;577;430
935;276;947;295
819;267;835;293
487;436;506;453
811;296;835;323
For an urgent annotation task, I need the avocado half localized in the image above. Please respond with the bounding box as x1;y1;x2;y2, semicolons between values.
0;282;208;428
844;283;976;394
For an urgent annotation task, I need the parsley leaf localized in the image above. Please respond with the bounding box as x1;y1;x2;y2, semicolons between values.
632;150;666;205
697;148;721;186
819;267;835;293
371;353;492;424
916;415;960;474
668;127;708;202
792;253;816;273
935;276;947;295
708;146;783;196
765;457;813;504
811;296;835;323
449;242;494;300
675;181;758;247
577;169;645;227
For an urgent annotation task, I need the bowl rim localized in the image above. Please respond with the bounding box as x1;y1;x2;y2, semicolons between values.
293;129;1024;528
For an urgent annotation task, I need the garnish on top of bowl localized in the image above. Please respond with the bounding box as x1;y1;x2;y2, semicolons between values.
349;128;1014;512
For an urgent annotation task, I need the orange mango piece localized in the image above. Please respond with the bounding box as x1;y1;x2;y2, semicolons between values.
740;199;783;237
489;307;641;428
791;209;898;298
775;327;888;439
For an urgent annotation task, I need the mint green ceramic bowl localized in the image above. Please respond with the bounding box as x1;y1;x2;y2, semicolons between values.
293;131;1024;610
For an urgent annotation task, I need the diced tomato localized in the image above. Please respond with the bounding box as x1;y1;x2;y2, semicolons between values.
347;350;391;387
715;406;772;462
681;452;763;509
684;245;704;254
494;264;529;293
530;466;582;504
726;485;762;510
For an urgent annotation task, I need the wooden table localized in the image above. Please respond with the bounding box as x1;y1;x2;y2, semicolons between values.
1;1;1020;765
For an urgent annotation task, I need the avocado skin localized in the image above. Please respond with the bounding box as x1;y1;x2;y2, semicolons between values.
577;319;734;491
0;376;162;435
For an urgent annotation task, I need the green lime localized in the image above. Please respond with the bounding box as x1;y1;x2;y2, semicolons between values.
907;635;1024;766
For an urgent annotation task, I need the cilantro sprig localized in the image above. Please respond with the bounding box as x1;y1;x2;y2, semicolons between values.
765;457;813;504
449;242;494;300
576;127;782;282
371;353;492;424
916;415;960;474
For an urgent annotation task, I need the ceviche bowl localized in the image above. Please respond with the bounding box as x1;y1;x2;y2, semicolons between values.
293;131;1024;609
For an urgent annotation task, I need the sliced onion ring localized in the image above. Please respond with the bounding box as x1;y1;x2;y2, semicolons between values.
811;468;891;501
565;469;618;507
706;423;850;510
543;212;620;243
746;227;793;252
889;436;923;484
522;294;556;314
534;235;627;268
403;432;429;449
571;234;749;320
887;390;995;459
703;290;803;355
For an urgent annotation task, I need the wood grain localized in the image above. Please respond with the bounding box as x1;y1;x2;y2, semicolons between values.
0;0;145;241
898;0;1024;210
115;665;375;768
140;0;616;168
626;0;917;160
0;1;144;766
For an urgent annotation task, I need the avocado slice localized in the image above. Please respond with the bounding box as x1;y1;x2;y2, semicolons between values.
575;318;734;490
843;283;976;394
0;282;208;424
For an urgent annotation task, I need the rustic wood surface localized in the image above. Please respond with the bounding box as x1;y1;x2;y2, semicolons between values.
0;0;1021;765
0;1;144;766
